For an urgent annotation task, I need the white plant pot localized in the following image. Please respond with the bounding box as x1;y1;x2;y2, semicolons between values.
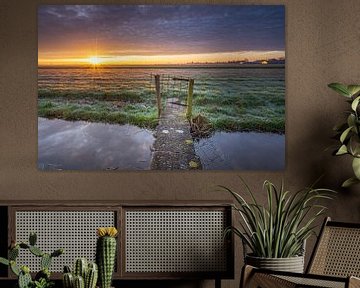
245;254;305;273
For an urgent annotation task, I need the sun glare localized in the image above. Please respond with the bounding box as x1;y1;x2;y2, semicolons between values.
88;56;102;65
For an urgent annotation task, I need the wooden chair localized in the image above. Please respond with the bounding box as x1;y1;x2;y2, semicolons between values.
241;217;360;288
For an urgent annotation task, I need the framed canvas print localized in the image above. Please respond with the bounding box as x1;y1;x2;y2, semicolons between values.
38;5;285;171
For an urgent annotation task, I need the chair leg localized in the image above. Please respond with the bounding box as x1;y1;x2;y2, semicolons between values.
215;278;221;288
240;265;255;288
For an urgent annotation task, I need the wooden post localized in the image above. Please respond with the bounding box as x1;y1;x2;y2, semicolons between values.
155;74;161;117
186;79;194;119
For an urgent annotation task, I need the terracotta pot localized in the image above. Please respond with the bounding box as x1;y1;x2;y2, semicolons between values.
245;254;305;273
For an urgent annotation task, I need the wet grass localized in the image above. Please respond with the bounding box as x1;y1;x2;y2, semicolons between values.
189;79;284;133
38;89;159;129
38;71;285;133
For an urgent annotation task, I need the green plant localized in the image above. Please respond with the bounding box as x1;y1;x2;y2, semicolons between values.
62;259;98;288
32;278;54;288
96;227;118;288
0;232;63;288
328;83;360;187
221;179;334;258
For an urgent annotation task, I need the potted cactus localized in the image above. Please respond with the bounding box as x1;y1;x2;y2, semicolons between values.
0;232;64;288
96;227;118;288
62;258;98;288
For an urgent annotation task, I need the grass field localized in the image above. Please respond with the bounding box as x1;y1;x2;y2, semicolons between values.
38;66;285;133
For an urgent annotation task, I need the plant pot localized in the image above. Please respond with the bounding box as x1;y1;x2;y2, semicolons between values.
245;254;304;273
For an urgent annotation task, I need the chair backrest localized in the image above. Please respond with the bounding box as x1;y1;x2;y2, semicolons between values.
307;217;360;277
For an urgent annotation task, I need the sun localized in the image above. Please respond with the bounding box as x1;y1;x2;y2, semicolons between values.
88;56;102;65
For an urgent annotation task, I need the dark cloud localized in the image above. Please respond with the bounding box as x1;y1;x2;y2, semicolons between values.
38;5;285;55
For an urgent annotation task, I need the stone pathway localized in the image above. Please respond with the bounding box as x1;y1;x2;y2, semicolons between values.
151;98;202;170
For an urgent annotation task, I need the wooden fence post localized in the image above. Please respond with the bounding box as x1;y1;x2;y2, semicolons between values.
155;74;161;117
186;79;194;119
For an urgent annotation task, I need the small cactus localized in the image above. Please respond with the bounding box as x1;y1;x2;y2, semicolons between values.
35;268;50;281
29;233;37;246
74;258;88;279
9;246;19;260
19;243;30;249
29;245;44;257
18;269;32;288
85;263;98;288
29;232;37;246
41;253;52;270
74;275;85;288
64;265;72;273
63;259;98;288
96;227;118;288
63;272;74;288
51;248;64;258
0;232;63;288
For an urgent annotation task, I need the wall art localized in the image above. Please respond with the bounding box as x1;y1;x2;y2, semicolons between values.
38;5;285;171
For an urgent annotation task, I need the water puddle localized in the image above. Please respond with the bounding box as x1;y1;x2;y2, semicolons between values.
194;131;285;170
38;117;155;170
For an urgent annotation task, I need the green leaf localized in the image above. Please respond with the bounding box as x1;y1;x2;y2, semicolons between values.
8;247;19;261
352;96;360;111
352;157;360;179
350;135;360;156
347;114;356;129
342;177;360;188
336;145;348;155
29;246;44;257
340;126;352;143
328;83;351;97
347;85;360;97
10;261;20;276
40;254;51;270
0;257;9;266
19;243;29;249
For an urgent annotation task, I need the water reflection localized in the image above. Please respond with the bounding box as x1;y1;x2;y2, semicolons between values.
194;132;285;170
38;118;155;170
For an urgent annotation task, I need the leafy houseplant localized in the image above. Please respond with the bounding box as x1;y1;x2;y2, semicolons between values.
328;83;360;187
222;179;334;272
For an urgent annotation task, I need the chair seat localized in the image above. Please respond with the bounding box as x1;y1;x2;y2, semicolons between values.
244;266;359;288
277;275;346;288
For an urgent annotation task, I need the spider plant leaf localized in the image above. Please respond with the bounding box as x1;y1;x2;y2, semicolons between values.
238;176;259;206
223;179;335;258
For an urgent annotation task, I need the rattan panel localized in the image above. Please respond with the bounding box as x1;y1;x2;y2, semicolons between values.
310;226;360;277
15;211;115;272
125;210;227;273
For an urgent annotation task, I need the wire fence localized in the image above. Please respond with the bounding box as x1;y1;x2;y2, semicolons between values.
147;73;195;111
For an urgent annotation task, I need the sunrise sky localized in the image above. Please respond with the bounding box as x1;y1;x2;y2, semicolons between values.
38;5;285;66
